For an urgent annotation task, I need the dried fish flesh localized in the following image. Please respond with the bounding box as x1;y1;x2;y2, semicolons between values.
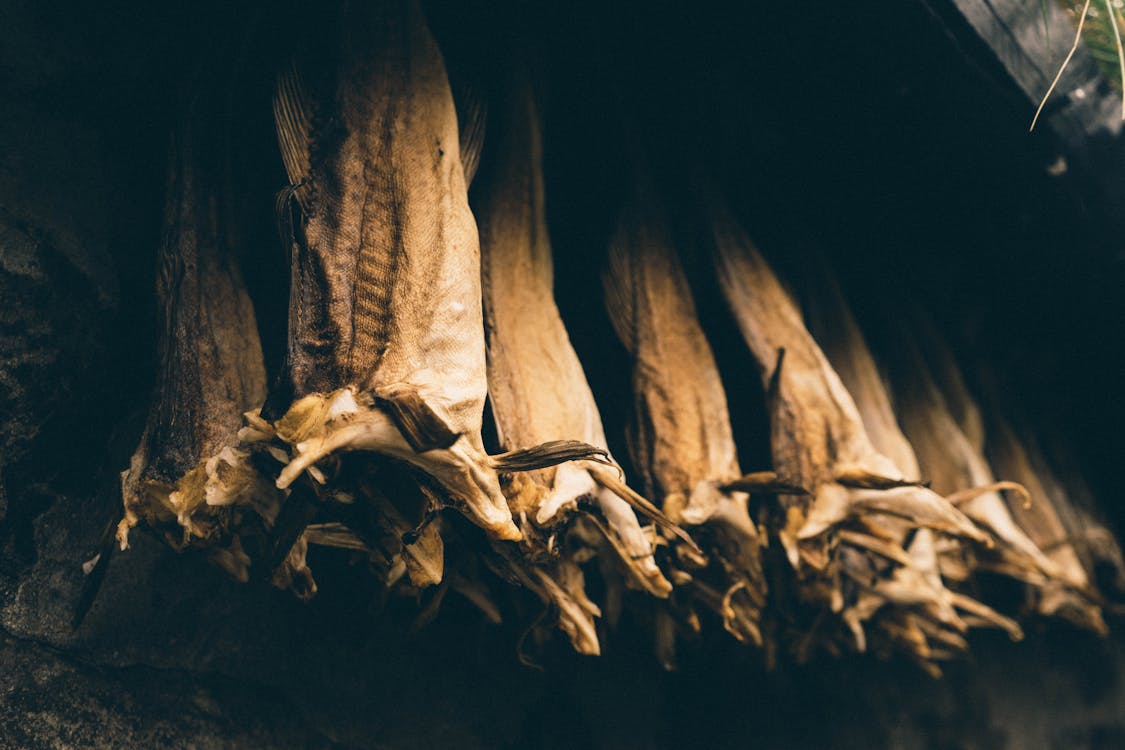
604;169;767;648
706;200;989;656
474;76;672;649
269;0;519;540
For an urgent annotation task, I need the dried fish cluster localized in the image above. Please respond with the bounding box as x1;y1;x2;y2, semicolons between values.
102;0;1123;672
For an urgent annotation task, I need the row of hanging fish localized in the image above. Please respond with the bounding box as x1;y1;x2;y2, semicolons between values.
102;0;1124;674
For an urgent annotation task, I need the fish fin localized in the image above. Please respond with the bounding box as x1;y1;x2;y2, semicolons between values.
835;466;924;490
451;76;487;185
273;62;314;206
374;382;461;452
490;439;612;473
721;470;807;495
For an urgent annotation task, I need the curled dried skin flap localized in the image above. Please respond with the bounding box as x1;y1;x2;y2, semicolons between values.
474;75;669;599
272;387;515;541
270;1;517;540
603;171;765;638
843;529;1022;660
495;544;602;656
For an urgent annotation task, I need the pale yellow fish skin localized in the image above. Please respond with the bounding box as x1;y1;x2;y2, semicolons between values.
271;1;518;541
604;173;743;501
603;168;766;646
275;0;487;436
474;76;668;595
708;205;906;492
802;262;920;481
888;325;1065;586
706;201;999;662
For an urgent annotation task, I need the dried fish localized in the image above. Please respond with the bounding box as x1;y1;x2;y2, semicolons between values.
603;169;767;648
985;415;1106;631
920;326;1115;619
473;75;672;649
268;0;519;540
115;105;300;588
798;259;1021;659
1031;441;1125;598
706;200;989;656
102;5;1117;667
883;317;1076;607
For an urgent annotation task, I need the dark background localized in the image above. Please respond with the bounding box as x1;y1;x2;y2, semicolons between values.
1;0;1124;747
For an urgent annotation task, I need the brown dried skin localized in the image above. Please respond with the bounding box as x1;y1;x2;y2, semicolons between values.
270;0;518;541
603;174;766;643
707;207;984;555
115;113;302;586
798;261;1022;656
801;263;919;481
985;416;1105;631
473;75;671;611
887;328;1066;591
921;328;1112;622
1032;443;1125;596
705;205;1001;661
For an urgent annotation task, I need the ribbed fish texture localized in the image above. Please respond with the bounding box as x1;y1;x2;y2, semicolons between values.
273;0;486;437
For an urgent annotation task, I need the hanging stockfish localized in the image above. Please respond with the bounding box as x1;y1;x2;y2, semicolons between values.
115;103;307;594
1030;442;1125;600
800;260;1022;667
914;324;1108;630
261;0;578;545
705;199;990;658
985;414;1106;631
883;317;1074;602
603;170;780;654
473;75;675;652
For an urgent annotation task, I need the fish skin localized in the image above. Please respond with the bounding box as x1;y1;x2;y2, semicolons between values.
706;199;996;663
274;0;487;432
603;167;766;639
270;0;518;541
119;106;267;537
474;74;669;597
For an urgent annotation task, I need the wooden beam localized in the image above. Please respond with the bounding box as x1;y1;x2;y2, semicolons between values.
924;0;1125;235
